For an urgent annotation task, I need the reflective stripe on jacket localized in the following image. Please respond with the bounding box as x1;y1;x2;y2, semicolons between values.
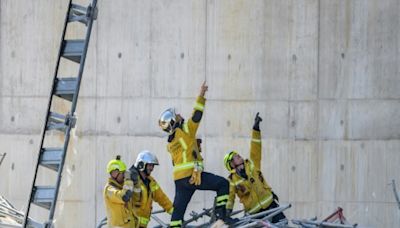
226;130;273;214
103;178;138;228
167;96;205;180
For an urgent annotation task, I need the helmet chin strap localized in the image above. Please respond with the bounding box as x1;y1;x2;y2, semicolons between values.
114;172;124;184
142;164;152;177
236;163;248;179
234;162;245;171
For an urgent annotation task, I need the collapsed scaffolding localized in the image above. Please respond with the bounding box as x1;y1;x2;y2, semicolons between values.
96;203;360;228
0;154;41;227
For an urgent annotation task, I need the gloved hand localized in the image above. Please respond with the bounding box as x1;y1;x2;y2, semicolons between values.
123;178;134;192
199;81;208;97
122;179;134;202
124;170;131;181
189;162;203;186
226;209;233;217
253;112;263;131
272;191;279;202
128;167;139;185
196;138;202;153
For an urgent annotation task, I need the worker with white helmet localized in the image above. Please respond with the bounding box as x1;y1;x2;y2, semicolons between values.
129;150;173;228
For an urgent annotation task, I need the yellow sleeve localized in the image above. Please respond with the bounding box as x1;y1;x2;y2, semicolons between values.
185;96;206;137
226;179;236;210
151;182;174;213
250;130;262;170
104;180;133;204
131;183;142;207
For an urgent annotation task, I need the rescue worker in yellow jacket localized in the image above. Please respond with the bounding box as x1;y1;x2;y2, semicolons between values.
158;81;238;227
130;150;174;228
103;155;141;228
223;113;286;223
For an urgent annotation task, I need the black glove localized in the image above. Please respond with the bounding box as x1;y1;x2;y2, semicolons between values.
122;190;133;202
272;191;279;202
253;112;263;131
196;138;202;153
226;209;233;217
128;166;139;185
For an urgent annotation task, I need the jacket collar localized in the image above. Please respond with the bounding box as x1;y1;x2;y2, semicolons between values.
108;178;123;189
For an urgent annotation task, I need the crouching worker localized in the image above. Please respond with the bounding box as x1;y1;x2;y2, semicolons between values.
223;113;286;223
130;150;174;228
104;155;141;228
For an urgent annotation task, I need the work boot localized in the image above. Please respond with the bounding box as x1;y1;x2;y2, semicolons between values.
214;206;239;226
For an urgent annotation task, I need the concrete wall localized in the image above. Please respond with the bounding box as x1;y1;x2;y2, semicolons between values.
1;0;400;227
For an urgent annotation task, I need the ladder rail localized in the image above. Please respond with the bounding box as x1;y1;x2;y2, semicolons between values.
48;0;98;221
70;0;98;113
23;0;98;227
23;0;73;226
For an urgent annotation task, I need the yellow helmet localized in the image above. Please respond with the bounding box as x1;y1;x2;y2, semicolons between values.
223;151;238;172
106;155;127;173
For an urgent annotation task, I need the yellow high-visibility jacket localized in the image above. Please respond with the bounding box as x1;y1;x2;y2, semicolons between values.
167;96;205;180
103;178;138;228
132;176;173;228
226;130;274;214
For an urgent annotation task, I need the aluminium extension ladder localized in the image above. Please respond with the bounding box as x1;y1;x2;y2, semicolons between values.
23;0;98;227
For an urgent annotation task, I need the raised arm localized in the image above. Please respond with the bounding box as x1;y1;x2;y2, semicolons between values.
250;113;262;170
185;81;208;136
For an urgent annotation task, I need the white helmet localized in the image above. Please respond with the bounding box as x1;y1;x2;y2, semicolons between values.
134;150;159;171
159;108;178;134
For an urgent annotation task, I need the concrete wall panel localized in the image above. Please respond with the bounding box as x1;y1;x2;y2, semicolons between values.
1;0;400;227
319;0;400;99
348;100;400;140
204;100;289;139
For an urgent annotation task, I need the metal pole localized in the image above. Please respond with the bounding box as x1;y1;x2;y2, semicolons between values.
292;219;357;228
96;217;107;228
262;204;291;221
291;219;317;228
231;209;244;216
183;207;213;226
150;214;169;228
152;209;166;214
240;204;291;221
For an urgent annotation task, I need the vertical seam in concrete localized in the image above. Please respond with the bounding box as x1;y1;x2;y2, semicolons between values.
204;0;208;82
316;0;321;207
203;0;208;208
149;2;153;99
94;1;99;224
0;0;2;98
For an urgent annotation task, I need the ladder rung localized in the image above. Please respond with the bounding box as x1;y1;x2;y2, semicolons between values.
40;148;63;172
54;77;77;102
62;40;85;63
32;186;55;210
46;112;67;132
68;4;89;25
